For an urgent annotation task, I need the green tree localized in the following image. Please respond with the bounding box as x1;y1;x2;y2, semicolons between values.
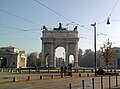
83;49;94;67
78;48;83;66
27;52;38;67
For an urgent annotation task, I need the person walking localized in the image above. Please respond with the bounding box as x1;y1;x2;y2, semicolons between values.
64;66;67;76
60;66;63;78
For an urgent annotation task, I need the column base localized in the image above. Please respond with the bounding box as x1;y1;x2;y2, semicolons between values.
74;62;78;68
49;61;55;67
41;62;45;67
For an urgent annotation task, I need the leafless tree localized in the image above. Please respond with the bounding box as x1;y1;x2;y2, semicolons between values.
100;39;114;71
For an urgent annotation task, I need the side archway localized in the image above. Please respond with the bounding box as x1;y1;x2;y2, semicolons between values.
117;58;120;69
0;57;7;68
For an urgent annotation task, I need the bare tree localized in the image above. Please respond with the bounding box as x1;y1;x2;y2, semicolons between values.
100;39;114;71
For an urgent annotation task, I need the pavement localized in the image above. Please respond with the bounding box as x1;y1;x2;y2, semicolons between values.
0;72;120;89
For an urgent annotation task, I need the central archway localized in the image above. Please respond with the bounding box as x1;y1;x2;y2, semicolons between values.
55;47;65;67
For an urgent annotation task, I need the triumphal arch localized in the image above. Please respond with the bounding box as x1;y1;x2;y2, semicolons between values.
41;23;79;67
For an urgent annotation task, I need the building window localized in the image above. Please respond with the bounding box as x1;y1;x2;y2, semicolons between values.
116;50;119;53
6;49;10;52
13;62;15;65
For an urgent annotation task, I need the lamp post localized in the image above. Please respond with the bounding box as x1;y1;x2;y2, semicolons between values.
91;22;97;76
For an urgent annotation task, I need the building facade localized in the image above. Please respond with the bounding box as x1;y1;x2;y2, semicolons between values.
0;46;27;68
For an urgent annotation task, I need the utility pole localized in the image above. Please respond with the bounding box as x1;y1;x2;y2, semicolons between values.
91;22;97;76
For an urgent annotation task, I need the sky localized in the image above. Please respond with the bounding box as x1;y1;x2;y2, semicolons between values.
0;0;120;57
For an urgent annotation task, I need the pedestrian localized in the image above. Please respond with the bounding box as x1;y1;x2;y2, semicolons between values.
60;66;63;77
64;66;67;76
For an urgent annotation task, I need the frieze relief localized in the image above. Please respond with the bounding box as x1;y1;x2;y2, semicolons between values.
43;31;78;38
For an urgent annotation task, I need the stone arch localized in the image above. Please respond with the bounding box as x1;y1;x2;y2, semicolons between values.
0;57;7;68
41;27;79;68
117;58;120;69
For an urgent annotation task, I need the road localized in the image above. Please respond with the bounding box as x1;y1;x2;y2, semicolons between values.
0;72;120;89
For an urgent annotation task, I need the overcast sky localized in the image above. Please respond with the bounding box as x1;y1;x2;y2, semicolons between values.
0;0;120;57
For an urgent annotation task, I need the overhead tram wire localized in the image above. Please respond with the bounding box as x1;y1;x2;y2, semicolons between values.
34;0;120;50
34;0;72;22
106;0;119;24
34;0;93;31
109;0;119;17
0;9;41;26
0;24;41;35
0;37;39;40
34;0;116;33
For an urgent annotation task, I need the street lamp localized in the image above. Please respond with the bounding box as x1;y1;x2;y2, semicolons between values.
91;22;97;76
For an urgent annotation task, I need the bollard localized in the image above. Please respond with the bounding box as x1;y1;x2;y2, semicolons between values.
91;69;93;72
28;76;31;80
20;70;22;73
116;75;118;87
101;76;103;89
109;76;111;89
0;68;3;72
83;69;85;72
13;77;17;82
92;78;94;89
79;74;81;77
29;70;30;73
61;74;63;78
40;75;43;79
82;80;84;89
69;83;71;89
51;75;54;79
11;69;13;73
87;74;89;76
8;69;11;72
58;69;59;72
114;69;116;72
16;70;19;73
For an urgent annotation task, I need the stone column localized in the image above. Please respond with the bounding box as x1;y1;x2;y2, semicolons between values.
50;43;54;67
66;43;69;66
74;43;78;67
